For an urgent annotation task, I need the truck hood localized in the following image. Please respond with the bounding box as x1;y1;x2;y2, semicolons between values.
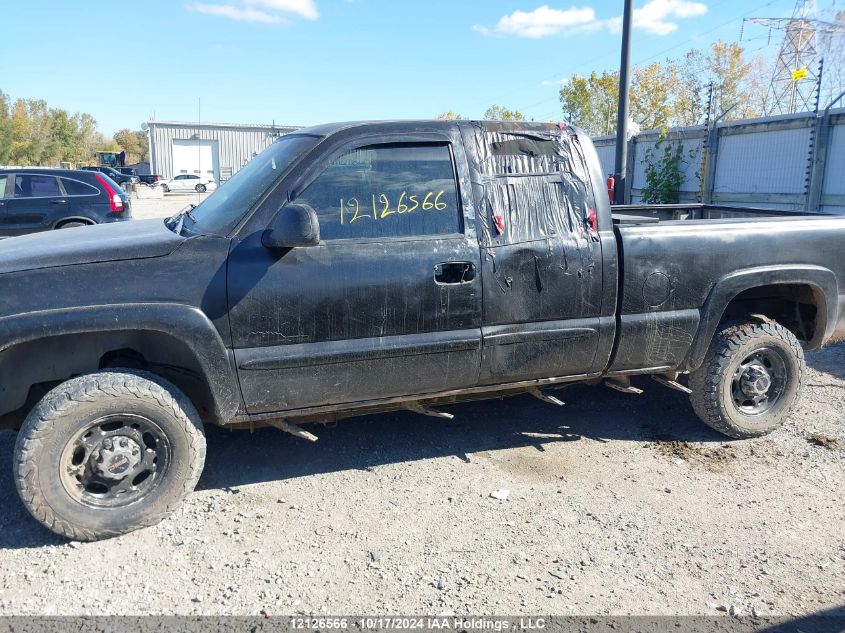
0;219;186;274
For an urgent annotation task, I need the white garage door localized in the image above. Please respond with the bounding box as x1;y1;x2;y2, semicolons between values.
172;139;220;183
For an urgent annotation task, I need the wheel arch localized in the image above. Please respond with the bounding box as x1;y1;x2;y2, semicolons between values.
53;216;97;229
684;264;836;372
0;303;242;427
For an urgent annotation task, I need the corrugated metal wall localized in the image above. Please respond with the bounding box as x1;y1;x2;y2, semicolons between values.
592;107;845;213
148;122;299;182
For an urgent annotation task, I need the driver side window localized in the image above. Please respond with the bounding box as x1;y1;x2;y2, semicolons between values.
296;143;462;241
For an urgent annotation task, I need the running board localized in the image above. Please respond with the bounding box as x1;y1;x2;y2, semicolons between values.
528;388;565;406
605;378;643;395
267;420;318;442
406;403;455;420
652;375;692;394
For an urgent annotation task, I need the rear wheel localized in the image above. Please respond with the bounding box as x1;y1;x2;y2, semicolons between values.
195;184;207;193
689;320;805;438
13;370;205;541
161;184;170;193
57;221;87;229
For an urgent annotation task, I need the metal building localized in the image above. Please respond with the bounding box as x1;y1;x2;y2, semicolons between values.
146;121;300;184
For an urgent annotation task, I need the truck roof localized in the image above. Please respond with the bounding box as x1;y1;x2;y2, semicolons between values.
294;119;573;138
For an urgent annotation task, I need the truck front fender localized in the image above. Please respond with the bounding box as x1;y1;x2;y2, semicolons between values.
685;265;837;372
0;303;241;424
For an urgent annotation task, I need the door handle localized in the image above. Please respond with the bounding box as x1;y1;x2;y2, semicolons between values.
434;261;476;284
50;199;67;204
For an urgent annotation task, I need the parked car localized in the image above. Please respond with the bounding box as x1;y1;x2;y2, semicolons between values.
138;174;163;186
79;165;140;187
0;168;131;236
2;120;845;541
159;173;218;193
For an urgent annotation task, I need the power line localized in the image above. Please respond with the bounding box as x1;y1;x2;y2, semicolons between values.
466;0;783;117
529;0;788;121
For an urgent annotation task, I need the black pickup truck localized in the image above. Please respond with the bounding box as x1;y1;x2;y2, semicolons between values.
2;120;844;540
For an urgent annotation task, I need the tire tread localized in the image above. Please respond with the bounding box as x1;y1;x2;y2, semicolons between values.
689;320;805;438
13;369;205;541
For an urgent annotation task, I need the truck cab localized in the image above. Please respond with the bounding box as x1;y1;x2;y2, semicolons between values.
222;121;613;414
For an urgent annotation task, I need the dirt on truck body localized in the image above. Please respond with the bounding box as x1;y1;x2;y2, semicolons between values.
0;119;844;540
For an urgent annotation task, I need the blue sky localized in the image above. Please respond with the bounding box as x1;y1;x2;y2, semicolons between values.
2;0;806;134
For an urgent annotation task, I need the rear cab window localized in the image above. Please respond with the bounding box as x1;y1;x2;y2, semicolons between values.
477;126;597;246
0;175;7;198
295;143;462;241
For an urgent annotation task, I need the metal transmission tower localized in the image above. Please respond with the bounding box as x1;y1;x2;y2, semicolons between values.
744;0;845;115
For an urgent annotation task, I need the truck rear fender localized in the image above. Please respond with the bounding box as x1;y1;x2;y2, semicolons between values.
685;265;836;372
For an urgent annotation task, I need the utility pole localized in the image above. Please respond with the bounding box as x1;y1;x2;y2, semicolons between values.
613;0;634;204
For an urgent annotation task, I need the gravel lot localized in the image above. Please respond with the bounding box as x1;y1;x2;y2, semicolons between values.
131;190;212;221
0;339;842;617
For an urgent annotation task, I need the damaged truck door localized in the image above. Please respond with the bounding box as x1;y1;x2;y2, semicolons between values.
229;132;484;413
461;125;614;384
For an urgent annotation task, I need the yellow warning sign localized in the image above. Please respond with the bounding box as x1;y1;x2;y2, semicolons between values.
791;67;809;81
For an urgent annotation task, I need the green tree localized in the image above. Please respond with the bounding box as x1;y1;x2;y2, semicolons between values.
134;130;149;162
113;128;143;163
676;49;708;127
0;90;11;164
630;62;680;131
9;99;31;164
484;105;525;121
559;41;768;133
44;109;77;163
707;40;760;120
559;71;619;136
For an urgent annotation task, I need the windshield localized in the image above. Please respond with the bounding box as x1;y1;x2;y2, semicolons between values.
182;133;320;236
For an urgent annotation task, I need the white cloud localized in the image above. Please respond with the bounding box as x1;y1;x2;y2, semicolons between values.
608;0;708;35
475;0;707;38
188;0;319;23
245;0;319;20
475;5;597;39
189;3;282;22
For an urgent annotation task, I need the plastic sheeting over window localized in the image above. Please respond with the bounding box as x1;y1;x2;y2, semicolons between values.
464;122;597;247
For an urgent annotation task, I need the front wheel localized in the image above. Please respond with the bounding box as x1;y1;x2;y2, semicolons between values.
195;184;206;193
689;320;805;438
13;370;206;541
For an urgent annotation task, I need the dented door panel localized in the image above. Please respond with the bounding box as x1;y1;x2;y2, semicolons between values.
460;122;608;384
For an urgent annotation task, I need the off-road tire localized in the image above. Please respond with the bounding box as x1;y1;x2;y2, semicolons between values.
13;370;206;541
689;320;805;439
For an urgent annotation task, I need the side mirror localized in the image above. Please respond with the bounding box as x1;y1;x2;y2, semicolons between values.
262;203;320;249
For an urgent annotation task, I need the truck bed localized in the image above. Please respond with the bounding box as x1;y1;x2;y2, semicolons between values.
607;204;845;375
611;203;823;225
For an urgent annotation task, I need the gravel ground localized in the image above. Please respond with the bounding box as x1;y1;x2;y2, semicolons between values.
0;344;842;616
131;190;211;221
